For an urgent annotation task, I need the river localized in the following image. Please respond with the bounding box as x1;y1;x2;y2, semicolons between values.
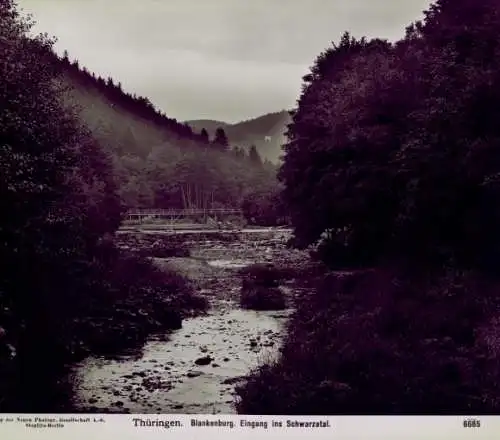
67;228;304;414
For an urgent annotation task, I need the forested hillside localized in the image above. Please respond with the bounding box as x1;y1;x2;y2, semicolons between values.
187;110;291;164
57;55;280;212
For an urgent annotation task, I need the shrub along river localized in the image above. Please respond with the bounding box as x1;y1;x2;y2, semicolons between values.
67;227;309;414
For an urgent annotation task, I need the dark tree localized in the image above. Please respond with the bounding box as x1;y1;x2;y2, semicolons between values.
200;128;210;144
242;187;287;226
213;127;229;150
279;0;500;272
0;0;123;410
248;144;262;165
232;146;246;159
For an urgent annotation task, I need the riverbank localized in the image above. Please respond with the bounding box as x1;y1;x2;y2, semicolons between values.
236;267;500;414
0;237;208;413
65;242;209;360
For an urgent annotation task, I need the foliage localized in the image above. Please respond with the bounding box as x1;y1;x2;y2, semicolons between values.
280;6;500;272
240;264;282;288
241;184;289;226
236;269;500;414
0;0;119;409
187;111;291;163
213;127;229;150
59;52;203;143
200;128;209;144
239;264;287;310
56;53;281;212
240;286;286;311
238;0;500;415
67;244;206;358
0;0;206;411
279;34;399;256
248;145;262;165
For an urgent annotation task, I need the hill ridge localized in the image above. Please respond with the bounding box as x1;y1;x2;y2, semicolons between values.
48;48;280;212
186;109;291;163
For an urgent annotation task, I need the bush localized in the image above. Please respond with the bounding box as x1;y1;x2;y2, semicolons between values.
310;233;375;270
240;286;286;311
241;187;288;226
239;263;296;287
239;264;287;310
240;264;281;287
66;243;208;358
236;268;500;414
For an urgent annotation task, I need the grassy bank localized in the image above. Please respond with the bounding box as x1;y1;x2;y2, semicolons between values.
67;239;208;358
236;267;500;414
0;238;207;412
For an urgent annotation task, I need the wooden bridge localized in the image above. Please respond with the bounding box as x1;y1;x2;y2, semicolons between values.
123;208;243;225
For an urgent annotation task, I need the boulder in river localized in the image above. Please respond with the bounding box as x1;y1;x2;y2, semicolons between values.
194;355;213;366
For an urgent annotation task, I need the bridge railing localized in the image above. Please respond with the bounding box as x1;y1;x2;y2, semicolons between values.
125;208;243;216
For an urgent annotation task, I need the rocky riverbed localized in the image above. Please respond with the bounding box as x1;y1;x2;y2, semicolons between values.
68;228;310;414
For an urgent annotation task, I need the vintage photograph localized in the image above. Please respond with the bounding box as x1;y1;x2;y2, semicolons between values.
0;0;499;416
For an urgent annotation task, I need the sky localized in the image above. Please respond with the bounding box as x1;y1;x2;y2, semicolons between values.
18;0;432;123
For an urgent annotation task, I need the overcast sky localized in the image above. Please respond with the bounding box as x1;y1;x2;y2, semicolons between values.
18;0;432;123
